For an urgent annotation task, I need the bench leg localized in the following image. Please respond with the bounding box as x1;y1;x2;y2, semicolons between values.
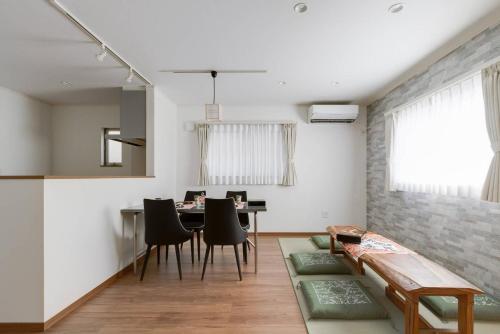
458;294;474;334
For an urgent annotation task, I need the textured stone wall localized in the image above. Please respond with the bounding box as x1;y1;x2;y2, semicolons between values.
367;24;500;297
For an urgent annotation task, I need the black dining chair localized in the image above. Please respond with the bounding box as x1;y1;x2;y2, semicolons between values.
179;190;205;261
202;198;247;281
226;191;250;263
141;199;194;281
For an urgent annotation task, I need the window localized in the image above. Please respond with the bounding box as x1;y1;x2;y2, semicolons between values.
206;123;286;185
386;72;493;198
101;128;123;167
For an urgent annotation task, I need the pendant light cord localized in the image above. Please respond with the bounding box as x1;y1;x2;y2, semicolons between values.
212;75;216;104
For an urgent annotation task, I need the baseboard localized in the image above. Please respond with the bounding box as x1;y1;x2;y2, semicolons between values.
0;323;45;333
0;248;153;333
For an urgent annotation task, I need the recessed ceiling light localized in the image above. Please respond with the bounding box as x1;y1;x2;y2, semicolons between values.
279;81;287;86
388;3;404;14
293;3;308;13
60;81;71;86
331;81;340;86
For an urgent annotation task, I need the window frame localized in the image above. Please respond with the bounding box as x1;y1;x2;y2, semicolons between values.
101;128;123;167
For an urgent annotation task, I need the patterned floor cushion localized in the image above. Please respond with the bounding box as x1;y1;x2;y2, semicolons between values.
290;252;352;275
421;295;500;321
311;235;343;250
300;280;388;319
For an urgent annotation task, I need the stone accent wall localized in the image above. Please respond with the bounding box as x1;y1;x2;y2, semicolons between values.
367;24;500;297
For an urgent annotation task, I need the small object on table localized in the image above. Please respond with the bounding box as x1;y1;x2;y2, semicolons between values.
335;226;366;244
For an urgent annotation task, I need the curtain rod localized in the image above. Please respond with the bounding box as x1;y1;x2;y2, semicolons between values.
384;53;500;117
195;120;296;125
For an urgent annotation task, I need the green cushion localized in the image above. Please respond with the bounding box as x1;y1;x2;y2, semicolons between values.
290;252;352;275
421;295;500;321
310;235;343;250
300;280;388;319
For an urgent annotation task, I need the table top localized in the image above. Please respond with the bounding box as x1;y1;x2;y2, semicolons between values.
327;225;483;296
360;253;483;295
121;201;267;214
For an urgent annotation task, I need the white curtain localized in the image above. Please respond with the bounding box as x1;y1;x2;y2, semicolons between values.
197;124;209;186
481;63;500;203
206;123;285;185
388;72;492;198
282;123;297;186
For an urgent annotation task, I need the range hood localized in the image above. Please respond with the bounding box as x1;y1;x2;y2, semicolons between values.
108;88;146;147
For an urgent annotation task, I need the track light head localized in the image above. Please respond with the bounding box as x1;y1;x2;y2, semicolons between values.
96;43;107;62
126;68;134;83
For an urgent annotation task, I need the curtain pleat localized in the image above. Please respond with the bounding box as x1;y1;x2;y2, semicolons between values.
197;124;209;186
206;123;287;185
282;123;297;186
384;113;395;192
481;62;500;203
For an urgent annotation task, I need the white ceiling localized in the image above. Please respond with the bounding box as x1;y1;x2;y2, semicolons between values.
1;0;500;105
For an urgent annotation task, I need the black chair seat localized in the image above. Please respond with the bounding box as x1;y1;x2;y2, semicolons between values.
179;190;206;262
181;221;204;229
141;199;194;281
202;198;247;281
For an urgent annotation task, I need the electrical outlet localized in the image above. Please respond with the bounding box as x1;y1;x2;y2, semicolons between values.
321;210;329;218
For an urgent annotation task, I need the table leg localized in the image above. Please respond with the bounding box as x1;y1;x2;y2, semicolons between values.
121;214;125;269
404;297;420;334
458;294;474;334
133;213;138;274
254;212;258;274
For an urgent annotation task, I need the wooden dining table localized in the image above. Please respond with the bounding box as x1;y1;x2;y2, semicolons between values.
328;225;483;334
121;201;267;275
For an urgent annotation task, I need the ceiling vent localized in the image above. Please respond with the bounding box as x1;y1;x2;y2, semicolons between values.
308;105;359;123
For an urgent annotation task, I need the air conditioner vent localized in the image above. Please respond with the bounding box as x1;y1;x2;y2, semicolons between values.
308;105;359;123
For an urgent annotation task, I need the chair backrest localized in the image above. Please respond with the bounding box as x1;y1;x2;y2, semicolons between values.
180;190;205;224
203;198;247;245
184;190;206;201
143;199;190;245
226;191;247;202
226;191;249;226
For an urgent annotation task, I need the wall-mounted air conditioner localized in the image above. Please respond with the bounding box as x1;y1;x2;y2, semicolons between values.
308;105;359;123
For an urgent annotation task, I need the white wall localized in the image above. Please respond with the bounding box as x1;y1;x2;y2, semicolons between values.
0;180;44;322
43;87;177;320
0;86;52;175
51;105;146;176
176;105;367;232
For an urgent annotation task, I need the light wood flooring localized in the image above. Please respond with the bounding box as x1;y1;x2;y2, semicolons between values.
44;236;306;333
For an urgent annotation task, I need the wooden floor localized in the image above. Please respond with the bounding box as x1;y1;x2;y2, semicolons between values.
44;237;306;333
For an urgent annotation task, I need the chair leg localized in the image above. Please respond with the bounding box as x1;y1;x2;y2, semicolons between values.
247;239;251;252
140;245;152;281
190;235;194;264
211;245;214;264
201;245;210;280
165;245;169;263
157;245;161;265
180;242;183;251
174;244;182;280
234;244;242;281
242;241;248;264
196;230;201;262
221;245;224;251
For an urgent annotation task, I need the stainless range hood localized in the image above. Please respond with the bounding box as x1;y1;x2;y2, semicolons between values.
108;88;146;147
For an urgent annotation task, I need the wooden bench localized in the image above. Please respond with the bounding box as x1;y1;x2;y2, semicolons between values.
327;225;483;334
